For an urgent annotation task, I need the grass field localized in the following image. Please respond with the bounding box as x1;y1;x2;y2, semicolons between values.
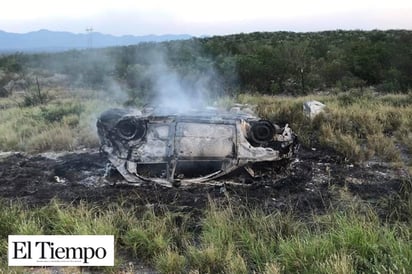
236;91;412;164
0;190;411;273
2;88;412;166
1;88;412;273
0;89;113;152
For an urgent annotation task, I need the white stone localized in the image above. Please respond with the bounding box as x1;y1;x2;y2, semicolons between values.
303;100;326;119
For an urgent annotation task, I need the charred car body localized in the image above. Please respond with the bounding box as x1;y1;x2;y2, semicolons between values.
97;106;298;187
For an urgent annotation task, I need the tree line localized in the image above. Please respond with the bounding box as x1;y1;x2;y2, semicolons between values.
1;30;411;97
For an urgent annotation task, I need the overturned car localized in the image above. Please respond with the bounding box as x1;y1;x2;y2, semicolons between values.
97;106;298;187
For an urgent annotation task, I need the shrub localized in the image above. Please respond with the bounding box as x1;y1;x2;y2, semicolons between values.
39;102;83;124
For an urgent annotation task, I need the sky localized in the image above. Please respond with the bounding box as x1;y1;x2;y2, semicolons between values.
1;0;411;36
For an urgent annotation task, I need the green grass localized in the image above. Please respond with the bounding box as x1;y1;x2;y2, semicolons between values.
1;197;411;273
1;89;412;273
278;211;412;273
235;91;412;165
0;90;113;152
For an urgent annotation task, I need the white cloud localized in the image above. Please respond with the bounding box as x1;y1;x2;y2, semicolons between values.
0;0;411;34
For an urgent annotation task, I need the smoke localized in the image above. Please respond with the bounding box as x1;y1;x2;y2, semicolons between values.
29;41;225;111
141;48;219;113
150;65;206;112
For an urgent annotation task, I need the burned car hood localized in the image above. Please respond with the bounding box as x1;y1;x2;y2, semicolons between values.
97;106;298;187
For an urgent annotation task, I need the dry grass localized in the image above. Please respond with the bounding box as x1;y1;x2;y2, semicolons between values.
236;91;412;165
2;89;411;167
0;90;112;153
27;125;75;152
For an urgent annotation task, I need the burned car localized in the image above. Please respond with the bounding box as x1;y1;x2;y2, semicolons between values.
97;106;298;187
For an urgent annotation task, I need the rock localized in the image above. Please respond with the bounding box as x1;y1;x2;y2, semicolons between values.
303;100;326;119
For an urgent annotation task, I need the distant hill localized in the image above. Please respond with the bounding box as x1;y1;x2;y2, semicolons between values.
0;29;192;52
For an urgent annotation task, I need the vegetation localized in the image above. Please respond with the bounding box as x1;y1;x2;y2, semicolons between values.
235;91;412;164
2;88;412;171
1;30;412;97
0;184;411;274
1;30;412;273
1;89;412;273
0;88;115;152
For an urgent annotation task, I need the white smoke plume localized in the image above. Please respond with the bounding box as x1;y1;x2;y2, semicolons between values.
142;48;218;112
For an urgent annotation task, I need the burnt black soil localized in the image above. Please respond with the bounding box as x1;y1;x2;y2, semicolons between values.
0;147;406;217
